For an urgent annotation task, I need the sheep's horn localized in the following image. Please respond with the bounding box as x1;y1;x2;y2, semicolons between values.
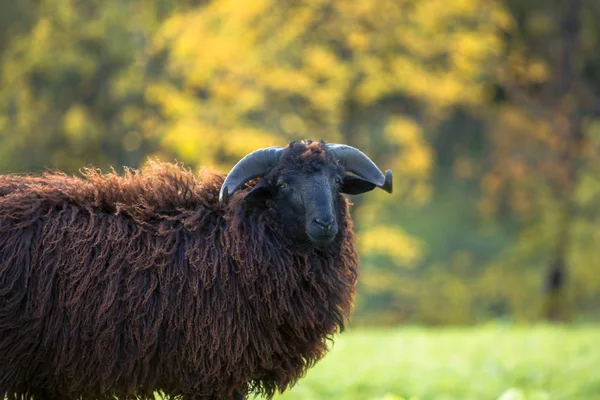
219;147;284;204
327;144;393;193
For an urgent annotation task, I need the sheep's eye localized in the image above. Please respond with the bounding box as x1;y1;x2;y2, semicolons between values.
335;178;341;184
279;182;288;189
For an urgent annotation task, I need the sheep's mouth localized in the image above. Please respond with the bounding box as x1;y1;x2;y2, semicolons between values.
306;231;336;246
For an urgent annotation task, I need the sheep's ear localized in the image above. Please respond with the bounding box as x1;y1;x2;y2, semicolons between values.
340;175;377;195
243;179;273;204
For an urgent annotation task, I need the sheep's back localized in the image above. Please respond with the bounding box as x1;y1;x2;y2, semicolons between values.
0;163;234;398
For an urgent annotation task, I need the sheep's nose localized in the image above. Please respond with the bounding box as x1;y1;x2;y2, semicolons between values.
314;216;334;232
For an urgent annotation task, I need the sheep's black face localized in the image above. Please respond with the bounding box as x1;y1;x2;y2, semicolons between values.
244;148;344;247
288;168;342;246
272;164;343;247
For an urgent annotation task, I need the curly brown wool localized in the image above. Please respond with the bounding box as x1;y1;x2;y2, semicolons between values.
0;156;358;399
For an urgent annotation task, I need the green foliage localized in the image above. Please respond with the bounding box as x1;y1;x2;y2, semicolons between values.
267;325;600;400
0;0;181;173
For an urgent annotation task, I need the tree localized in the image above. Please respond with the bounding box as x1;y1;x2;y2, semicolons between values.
0;0;187;173
483;0;600;321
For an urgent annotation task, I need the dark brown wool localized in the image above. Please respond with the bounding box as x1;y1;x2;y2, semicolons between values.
0;154;358;399
300;141;326;161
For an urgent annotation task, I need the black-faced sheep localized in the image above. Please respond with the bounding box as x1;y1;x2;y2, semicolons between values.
0;140;392;400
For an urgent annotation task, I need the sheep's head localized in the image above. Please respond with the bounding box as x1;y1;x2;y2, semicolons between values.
220;140;393;246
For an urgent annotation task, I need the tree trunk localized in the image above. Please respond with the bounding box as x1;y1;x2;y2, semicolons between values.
542;0;583;322
543;200;572;322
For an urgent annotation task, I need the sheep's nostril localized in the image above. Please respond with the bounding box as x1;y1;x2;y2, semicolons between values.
314;217;334;232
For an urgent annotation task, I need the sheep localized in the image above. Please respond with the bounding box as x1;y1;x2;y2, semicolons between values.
0;139;393;400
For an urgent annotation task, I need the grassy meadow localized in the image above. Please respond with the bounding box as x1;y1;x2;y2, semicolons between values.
267;325;599;400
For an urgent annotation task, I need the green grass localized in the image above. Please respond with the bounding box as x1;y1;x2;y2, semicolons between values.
266;324;600;400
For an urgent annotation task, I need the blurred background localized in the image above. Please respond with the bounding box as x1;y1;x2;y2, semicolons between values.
1;0;599;329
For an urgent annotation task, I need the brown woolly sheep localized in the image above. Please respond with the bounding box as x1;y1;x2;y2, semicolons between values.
0;140;392;400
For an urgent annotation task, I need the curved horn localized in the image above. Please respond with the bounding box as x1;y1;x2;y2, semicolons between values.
327;144;393;193
219;146;284;204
